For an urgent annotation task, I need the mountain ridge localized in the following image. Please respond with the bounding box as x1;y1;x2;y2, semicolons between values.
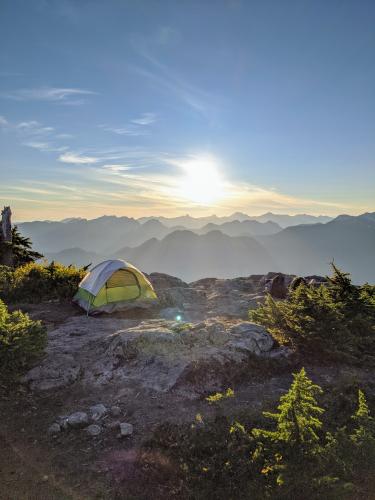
42;212;375;283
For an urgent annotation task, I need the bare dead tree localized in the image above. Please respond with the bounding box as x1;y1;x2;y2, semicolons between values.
0;206;13;266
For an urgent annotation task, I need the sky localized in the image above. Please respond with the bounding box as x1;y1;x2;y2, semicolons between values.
0;0;374;221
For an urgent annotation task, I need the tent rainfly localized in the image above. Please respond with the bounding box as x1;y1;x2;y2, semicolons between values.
73;259;157;314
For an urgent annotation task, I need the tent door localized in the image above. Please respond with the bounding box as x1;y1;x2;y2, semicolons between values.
105;269;141;303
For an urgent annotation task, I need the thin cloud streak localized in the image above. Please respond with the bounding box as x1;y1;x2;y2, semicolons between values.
17;121;55;134
130;64;209;114
4;146;354;218
101;112;157;136
0;111;356;218
129;34;214;116
24;141;68;152
0;86;97;104
58;148;163;165
0;114;74;155
59;152;100;164
0;115;71;146
7;171;358;222
131;113;156;125
101;125;148;137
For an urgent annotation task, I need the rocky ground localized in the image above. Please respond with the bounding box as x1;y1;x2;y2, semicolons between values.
1;272;331;499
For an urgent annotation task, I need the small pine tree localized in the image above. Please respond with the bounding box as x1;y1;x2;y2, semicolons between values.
321;390;375;497
0;226;43;268
328;263;358;299
254;368;324;447
10;226;43;267
252;368;325;496
350;390;375;468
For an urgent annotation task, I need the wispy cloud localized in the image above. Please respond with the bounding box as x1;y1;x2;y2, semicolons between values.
3;185;62;196
129;33;214;116
0;86;97;104
24;141;68;152
3;151;356;221
101;112;157;136
101;125;147;137
130;63;209;115
0;115;71;152
56;133;73;139
131;112;156;125
16;120;40;129
102;164;133;172
86;153;349;215
17;121;55;134
59;152;100;164
56;146;166;169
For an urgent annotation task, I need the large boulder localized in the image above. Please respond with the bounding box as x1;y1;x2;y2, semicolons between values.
191;276;265;318
24;316;274;396
268;274;288;299
148;272;189;290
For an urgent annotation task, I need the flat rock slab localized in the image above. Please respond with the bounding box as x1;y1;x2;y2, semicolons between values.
24;316;273;396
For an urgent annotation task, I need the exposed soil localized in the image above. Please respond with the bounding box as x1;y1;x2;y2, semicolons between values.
2;342;371;500
0;373;292;499
0;273;370;499
0;298;288;499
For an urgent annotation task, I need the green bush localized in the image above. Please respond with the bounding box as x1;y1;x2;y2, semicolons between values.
149;369;375;499
249;265;375;364
150;416;261;499
0;299;47;375
0;261;87;303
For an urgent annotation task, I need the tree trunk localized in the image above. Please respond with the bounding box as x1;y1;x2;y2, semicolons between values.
0;206;13;266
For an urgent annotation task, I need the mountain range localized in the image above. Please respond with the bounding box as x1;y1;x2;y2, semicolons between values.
138;212;333;229
18;212;375;283
18;212;331;253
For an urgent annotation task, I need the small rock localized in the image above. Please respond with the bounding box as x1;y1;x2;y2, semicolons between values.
110;405;121;417
268;274;288;299
89;403;107;421
66;411;89;428
289;276;307;291
48;423;61;435
106;420;120;429
206;323;229;346
268;346;293;359
85;424;102;436
119;422;133;437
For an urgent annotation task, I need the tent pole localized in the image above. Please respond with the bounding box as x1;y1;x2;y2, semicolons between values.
87;295;92;317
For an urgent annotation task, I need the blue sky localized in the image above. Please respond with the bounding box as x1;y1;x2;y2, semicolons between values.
0;0;374;221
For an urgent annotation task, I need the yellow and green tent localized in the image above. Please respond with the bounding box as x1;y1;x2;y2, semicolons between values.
73;259;157;314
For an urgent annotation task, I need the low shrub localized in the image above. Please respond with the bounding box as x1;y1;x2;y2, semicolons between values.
150;416;261;500
0;261;87;303
249;265;375;364
0;299;47;376
149;369;375;499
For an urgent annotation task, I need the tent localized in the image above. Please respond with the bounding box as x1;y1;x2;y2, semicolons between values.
73;259;157;314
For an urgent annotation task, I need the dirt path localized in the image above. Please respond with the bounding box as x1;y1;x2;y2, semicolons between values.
0;434;76;500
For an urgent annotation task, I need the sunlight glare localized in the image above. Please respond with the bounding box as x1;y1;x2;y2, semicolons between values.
177;155;226;205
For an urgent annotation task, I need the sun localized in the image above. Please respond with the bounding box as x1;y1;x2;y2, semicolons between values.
176;155;226;205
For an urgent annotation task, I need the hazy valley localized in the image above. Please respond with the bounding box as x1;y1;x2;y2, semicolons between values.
18;211;375;283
